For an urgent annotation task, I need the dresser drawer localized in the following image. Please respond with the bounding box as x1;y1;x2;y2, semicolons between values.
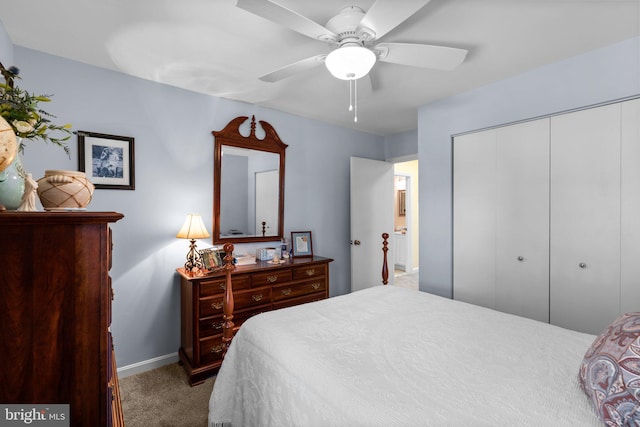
234;286;272;310
199;306;268;338
272;279;326;302
200;275;250;297
273;292;326;311
293;264;326;280
198;306;266;364
199;335;225;365
251;269;292;286
200;296;225;318
199;285;273;317
199;315;225;337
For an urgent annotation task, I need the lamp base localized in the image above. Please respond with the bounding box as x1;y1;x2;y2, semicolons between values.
184;239;204;272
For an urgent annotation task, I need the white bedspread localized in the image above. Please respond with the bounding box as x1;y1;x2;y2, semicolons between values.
209;285;601;426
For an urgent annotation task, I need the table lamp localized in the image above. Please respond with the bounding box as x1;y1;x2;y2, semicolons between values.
176;213;210;272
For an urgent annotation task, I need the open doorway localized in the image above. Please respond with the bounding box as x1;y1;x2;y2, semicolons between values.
393;160;419;290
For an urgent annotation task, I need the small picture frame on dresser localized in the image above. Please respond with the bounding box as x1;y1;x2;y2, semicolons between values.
291;231;313;258
200;248;221;270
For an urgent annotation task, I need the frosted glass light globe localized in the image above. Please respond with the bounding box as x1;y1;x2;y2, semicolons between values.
325;45;376;80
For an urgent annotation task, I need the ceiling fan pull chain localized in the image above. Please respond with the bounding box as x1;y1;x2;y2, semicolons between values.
354;78;358;123
348;75;354;112
345;73;358;122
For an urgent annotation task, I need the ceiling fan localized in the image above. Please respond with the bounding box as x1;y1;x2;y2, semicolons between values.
236;0;468;83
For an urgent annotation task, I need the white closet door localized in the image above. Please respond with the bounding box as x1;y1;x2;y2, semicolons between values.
495;119;550;323
621;98;640;315
453;129;496;308
550;103;621;334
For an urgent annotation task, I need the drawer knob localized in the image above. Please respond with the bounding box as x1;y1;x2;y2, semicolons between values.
311;283;320;290
211;302;223;310
579;263;587;269
267;275;278;283
219;283;226;290
211;321;223;330
211;344;224;354
281;288;292;296
305;269;315;276
252;293;263;302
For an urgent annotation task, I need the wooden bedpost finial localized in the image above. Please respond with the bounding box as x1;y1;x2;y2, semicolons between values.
382;233;389;285
222;242;235;357
223;243;234;272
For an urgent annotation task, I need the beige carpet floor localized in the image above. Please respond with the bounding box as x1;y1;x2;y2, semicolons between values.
393;270;419;290
119;363;215;427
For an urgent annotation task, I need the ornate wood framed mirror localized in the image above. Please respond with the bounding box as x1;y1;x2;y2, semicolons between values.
213;116;287;244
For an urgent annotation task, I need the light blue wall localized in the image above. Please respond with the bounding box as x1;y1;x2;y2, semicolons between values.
0;20;12;66
11;45;385;368
384;129;417;161
419;36;640;298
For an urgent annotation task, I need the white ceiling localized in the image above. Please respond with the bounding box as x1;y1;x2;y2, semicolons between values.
2;0;639;136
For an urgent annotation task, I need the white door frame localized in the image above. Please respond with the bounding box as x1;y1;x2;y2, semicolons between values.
395;172;412;272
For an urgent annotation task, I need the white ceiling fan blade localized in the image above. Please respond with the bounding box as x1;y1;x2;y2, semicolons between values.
259;54;327;82
375;43;468;70
358;0;432;40
236;0;336;41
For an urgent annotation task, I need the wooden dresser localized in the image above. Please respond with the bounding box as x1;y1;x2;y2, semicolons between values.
178;255;332;385
0;212;124;427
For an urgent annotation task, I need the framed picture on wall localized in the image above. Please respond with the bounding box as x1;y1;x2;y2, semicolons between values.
291;231;313;258
398;189;406;216
78;131;135;190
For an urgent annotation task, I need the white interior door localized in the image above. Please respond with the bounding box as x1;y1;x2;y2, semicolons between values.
255;169;278;236
350;157;394;292
495;119;550;323
453;129;497;308
550;103;621;334
454;119;549;322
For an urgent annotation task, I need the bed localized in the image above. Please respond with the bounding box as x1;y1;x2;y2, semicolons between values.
208;239;640;426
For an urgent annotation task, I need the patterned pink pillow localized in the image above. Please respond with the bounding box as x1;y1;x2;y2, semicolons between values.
579;312;640;426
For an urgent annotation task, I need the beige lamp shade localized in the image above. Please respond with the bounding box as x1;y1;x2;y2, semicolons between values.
176;213;210;240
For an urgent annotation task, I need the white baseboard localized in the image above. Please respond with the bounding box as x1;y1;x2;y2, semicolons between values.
117;352;179;378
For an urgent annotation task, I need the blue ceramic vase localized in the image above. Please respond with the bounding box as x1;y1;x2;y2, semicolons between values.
0;151;25;210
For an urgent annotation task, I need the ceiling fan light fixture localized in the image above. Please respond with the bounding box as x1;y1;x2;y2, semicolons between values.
325;45;376;80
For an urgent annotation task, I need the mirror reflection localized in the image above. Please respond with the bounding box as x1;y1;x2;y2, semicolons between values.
213;116;287;244
219;146;280;238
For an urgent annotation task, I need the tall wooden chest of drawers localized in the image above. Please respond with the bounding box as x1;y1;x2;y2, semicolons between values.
178;256;332;385
0;212;124;426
